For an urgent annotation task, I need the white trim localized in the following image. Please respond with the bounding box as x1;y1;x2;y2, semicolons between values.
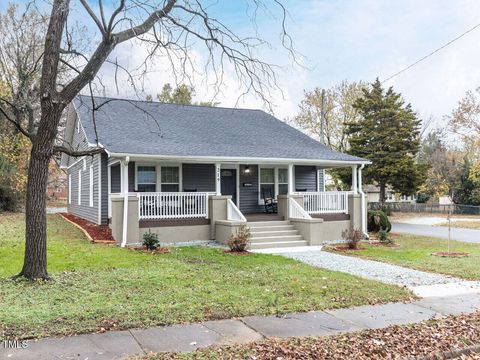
89;163;94;207
352;165;358;195
121;158;130;247
97;155;102;224
78;169;82;205
258;165;289;205
66;156;86;170
215;163;221;196
107;163;112;219
108;152;371;166
221;163;240;205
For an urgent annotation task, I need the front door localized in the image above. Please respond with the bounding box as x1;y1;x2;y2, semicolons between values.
221;169;237;204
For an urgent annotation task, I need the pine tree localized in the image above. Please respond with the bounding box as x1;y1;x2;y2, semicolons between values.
346;78;427;204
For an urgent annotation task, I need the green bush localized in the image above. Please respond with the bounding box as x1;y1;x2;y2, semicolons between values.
142;230;160;250
367;210;391;233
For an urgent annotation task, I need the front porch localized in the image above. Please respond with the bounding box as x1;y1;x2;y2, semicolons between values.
108;158;367;247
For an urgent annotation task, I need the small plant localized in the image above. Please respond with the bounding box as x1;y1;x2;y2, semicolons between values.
228;225;251;252
142;230;160;250
378;228;394;244
342;228;363;250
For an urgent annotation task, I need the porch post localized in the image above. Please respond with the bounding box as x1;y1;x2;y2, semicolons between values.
121;157;130;247
288;164;294;194
215;163;221;196
351;165;358;195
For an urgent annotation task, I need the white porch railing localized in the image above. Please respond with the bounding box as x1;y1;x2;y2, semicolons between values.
301;191;350;214
227;199;247;222
289;197;312;219
138;192;209;220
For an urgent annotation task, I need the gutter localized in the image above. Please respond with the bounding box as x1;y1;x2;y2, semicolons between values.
358;164;369;239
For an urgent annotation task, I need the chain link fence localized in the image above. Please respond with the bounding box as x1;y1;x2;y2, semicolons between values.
369;202;480;215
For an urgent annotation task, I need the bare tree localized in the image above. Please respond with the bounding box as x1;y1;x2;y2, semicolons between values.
0;0;294;280
291;81;366;152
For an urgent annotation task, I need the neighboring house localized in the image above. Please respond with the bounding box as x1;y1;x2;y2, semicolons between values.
61;95;370;249
364;184;417;204
46;172;68;201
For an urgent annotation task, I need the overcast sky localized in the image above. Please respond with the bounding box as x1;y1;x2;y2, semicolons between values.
5;0;480;128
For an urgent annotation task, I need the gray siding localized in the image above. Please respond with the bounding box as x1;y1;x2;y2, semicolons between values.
129;162;136;191
100;153;109;224
66;112;91;167
317;168;325;191
295;166;317;192
67;154;101;224
111;164;121;193
182;164;215;192
239;164;263;214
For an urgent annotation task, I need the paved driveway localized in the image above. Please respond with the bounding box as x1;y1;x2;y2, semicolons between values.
392;223;480;244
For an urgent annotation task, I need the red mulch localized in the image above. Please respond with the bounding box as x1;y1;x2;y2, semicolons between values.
432;251;470;258
60;213;114;242
129;246;170;254
224;249;252;255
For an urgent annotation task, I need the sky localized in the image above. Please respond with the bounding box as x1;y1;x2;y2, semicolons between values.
5;0;480;129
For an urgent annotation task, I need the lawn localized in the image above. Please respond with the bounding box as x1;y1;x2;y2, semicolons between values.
436;220;480;229
329;233;480;280
0;213;411;340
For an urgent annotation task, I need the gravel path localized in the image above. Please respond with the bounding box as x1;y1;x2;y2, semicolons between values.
263;248;459;287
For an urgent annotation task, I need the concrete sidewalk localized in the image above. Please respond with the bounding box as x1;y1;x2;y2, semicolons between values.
2;293;480;360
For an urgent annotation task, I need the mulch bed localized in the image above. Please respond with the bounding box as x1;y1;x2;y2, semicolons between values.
154;311;480;360
129;246;170;254
59;213;114;242
432;251;470;258
224;250;252;255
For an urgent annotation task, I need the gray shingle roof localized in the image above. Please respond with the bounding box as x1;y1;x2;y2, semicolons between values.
74;95;368;163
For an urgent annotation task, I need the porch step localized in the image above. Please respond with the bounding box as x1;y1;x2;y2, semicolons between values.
250;234;303;243
249;240;308;250
246;220;291;227
249;225;296;232
250;229;299;237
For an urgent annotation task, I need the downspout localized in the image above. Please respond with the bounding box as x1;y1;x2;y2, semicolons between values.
121;156;130;247
358;164;369;239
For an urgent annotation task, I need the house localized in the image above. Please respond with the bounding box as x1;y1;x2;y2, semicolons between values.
61;95;371;249
364;184;417;204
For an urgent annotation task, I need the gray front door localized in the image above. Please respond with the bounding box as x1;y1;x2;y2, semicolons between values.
221;169;237;204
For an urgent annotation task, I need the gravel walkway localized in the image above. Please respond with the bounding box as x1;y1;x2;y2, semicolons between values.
262;248;459;287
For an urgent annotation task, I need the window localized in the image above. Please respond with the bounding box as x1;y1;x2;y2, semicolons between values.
89;164;94;207
278;168;288;195
137;166;156;192
78;170;82;205
161;166;179;192
68;174;71;204
260;168;275;199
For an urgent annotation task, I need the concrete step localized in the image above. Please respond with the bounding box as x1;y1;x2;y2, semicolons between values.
250;235;304;243
248;225;296;232
249;240;308;249
250;229;299;237
247;221;291;227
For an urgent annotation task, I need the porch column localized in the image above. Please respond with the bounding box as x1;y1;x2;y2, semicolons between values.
215;163;221;196
121;157;130;247
351;165;358;195
288;164;294;194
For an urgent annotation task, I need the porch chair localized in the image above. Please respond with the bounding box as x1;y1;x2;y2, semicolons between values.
262;188;278;214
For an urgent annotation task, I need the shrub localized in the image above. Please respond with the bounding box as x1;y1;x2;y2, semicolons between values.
142;230;160;250
342;228;363;250
367;210;391;233
228;225;251;252
378;228;390;243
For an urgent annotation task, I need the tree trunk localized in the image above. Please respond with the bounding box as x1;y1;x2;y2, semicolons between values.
379;182;386;207
18;144;51;280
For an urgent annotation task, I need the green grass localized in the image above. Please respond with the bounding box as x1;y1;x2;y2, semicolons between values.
436;220;480;230
330;233;480;280
0;213;412;339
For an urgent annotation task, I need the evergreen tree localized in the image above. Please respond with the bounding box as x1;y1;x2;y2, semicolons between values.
346;78;427;204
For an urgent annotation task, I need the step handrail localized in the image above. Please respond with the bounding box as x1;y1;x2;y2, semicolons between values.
288;197;312;220
227;199;247;222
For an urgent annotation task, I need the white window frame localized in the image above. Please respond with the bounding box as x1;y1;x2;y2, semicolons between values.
135;164;157;192
160;165;181;192
134;163;183;193
258;166;288;204
78;169;82;205
89;163;94;207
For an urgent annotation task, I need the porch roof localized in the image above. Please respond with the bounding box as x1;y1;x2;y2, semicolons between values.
74;95;370;165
